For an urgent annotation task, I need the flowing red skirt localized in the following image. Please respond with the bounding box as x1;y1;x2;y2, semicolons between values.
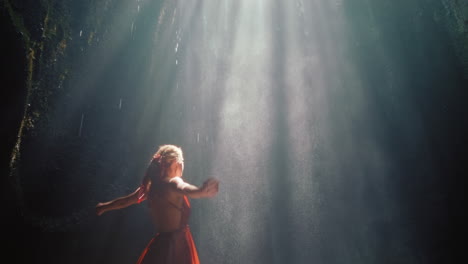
136;226;200;264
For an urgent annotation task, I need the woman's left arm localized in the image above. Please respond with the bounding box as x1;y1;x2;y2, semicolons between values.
169;177;219;198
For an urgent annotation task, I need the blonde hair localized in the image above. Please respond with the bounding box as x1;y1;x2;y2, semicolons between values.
139;145;184;198
153;144;184;169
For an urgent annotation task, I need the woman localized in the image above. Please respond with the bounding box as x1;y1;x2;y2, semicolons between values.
96;145;219;264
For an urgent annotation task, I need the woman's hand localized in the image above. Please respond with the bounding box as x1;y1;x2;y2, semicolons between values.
95;202;106;216
201;178;219;198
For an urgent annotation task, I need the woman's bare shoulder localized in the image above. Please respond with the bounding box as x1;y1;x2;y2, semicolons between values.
168;177;184;184
157;177;185;193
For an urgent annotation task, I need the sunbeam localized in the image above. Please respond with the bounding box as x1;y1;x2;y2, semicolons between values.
129;1;397;263
3;0;466;263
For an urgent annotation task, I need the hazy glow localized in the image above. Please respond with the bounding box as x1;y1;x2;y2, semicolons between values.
10;0;459;263
55;0;419;262
135;1;367;263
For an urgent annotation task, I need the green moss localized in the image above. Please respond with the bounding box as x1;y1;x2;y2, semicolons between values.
2;0;32;49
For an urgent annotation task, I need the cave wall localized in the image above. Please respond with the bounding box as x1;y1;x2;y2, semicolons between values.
439;0;468;78
1;0;139;262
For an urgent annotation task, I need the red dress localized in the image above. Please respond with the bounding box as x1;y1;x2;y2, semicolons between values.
135;187;200;264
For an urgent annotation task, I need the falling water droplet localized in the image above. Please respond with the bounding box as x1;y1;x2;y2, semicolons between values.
175;42;179;53
197;133;200;143
78;114;84;137
119;98;122;110
80;30;82;37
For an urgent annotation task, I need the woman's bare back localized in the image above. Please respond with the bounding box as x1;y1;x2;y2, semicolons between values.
147;181;188;232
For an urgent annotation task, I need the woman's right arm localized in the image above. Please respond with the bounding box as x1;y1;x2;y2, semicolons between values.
169;177;219;198
96;175;152;216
